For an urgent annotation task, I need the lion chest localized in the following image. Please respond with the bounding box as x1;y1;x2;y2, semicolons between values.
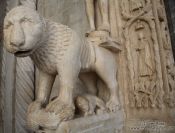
31;44;58;74
30;22;73;75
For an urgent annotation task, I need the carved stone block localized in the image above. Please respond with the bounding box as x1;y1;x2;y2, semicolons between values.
38;112;124;133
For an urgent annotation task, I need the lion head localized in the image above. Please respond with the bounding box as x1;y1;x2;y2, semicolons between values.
3;6;45;57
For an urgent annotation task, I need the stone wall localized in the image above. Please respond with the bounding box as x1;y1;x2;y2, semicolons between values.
38;0;89;38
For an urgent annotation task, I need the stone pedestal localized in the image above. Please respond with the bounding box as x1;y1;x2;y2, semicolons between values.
38;111;124;133
57;111;124;133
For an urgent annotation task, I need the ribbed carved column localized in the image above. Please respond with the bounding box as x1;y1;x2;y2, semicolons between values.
15;57;35;133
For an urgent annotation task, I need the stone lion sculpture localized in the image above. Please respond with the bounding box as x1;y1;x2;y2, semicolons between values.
3;5;120;131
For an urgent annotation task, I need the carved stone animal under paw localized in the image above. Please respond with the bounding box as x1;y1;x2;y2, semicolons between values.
75;94;107;116
4;5;120;130
45;97;75;118
27;99;75;131
27;109;62;131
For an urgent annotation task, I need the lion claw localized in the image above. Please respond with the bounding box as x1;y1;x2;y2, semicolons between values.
106;99;120;112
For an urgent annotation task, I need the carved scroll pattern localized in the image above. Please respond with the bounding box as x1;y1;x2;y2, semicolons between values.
120;0;174;109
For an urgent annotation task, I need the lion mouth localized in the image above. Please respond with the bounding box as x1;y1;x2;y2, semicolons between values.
14;50;32;57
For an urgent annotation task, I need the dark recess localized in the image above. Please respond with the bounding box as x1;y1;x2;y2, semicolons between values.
164;0;175;60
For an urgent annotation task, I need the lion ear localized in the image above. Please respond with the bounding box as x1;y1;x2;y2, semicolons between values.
19;0;36;10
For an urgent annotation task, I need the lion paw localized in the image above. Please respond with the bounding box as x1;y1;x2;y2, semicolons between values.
45;98;75;121
28;101;42;113
106;99;120;112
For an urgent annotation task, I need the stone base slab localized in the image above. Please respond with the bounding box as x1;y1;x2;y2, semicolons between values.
38;111;124;133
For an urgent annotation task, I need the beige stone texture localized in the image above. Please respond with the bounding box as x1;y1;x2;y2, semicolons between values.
3;2;122;132
1;0;175;133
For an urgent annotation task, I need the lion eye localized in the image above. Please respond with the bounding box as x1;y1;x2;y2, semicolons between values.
4;21;12;29
21;18;34;24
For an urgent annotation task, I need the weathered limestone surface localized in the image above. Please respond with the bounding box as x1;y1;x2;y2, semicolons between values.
3;1;122;132
56;112;123;133
36;112;123;133
1;0;175;133
36;0;175;132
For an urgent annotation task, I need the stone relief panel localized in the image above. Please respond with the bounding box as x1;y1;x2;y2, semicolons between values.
128;20;161;108
128;20;166;109
120;0;175;108
119;0;175;132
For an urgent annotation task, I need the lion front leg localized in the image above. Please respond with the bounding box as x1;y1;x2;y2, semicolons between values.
45;65;79;122
28;70;55;113
27;70;56;131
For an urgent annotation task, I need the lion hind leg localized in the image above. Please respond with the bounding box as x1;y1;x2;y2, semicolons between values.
95;50;120;112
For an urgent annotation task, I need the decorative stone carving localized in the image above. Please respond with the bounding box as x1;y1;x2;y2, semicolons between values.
157;0;175;109
135;21;155;78
85;0;110;33
75;94;107;116
166;64;175;107
3;5;121;132
129;0;150;15
121;0;166;109
84;0;121;53
119;0;175;132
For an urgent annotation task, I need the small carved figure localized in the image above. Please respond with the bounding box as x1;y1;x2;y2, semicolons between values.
129;0;144;12
135;28;154;77
75;94;107;116
4;5;120;131
85;0;110;32
129;0;150;13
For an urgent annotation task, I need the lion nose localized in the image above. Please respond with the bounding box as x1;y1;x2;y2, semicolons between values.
10;42;24;47
10;22;25;47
